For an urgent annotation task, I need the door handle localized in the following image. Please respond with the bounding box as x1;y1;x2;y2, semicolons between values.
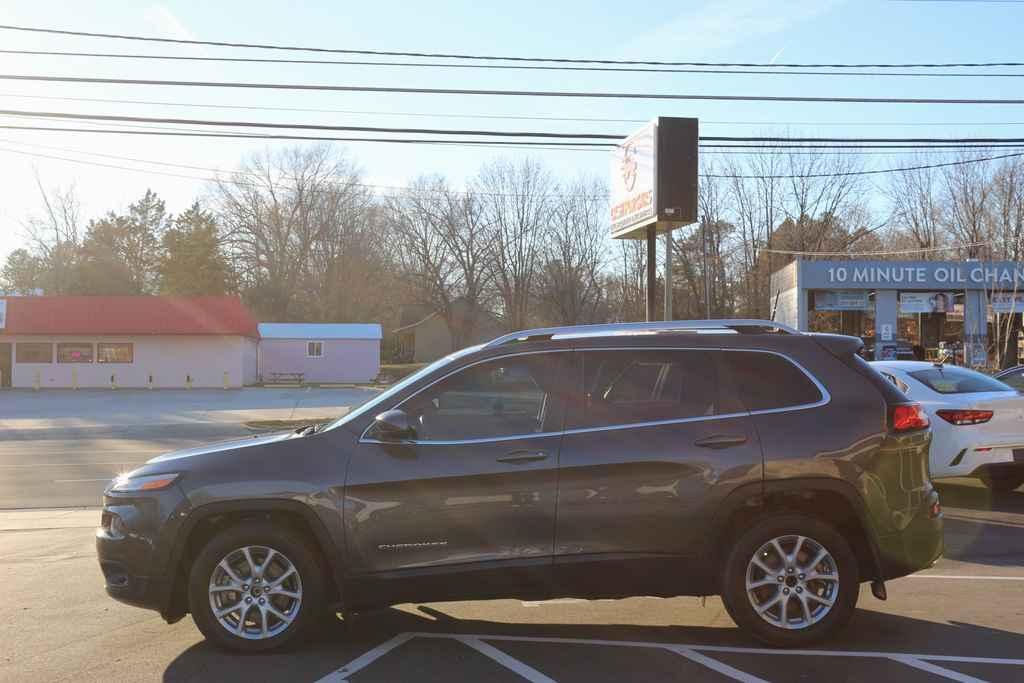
693;434;748;449
496;450;549;464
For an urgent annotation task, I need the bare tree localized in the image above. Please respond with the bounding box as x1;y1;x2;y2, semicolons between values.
216;145;368;320
942;152;993;258
476;158;556;331
887;154;946;255
387;176;493;350
22;174;82;294
534;176;609;325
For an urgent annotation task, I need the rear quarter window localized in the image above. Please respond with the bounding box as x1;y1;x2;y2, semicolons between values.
721;350;824;412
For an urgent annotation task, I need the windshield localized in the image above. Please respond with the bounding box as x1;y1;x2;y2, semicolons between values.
323;344;483;431
908;366;1015;395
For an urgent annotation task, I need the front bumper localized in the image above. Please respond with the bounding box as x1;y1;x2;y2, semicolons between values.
96;486;191;620
875;489;944;580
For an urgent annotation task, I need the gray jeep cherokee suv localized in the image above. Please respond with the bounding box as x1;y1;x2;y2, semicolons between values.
97;320;942;651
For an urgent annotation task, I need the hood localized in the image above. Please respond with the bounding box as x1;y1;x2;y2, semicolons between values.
147;431;298;464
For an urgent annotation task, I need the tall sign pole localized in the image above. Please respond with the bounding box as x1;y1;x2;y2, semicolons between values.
610;117;698;321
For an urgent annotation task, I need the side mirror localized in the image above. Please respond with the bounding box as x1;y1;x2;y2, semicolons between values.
373;409;415;440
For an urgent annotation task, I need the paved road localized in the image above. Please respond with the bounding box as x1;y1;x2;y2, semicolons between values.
0;387;377;508
2;480;1024;682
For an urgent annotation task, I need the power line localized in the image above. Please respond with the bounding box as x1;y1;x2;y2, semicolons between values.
17;107;1024;145
1;23;1021;69
761;243;991;257
7;48;1024;78
4;73;1024;105
704;151;1024;179
8;92;1024;128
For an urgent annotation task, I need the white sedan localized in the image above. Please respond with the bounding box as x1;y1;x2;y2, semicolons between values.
872;361;1024;491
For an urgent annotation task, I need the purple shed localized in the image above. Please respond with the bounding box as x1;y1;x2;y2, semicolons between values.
257;323;381;384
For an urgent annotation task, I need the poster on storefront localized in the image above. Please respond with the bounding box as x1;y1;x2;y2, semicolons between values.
815;290;871;311
900;292;956;314
990;292;1024;314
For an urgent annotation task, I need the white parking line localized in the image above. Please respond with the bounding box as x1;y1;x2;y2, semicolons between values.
889;655;988;683
313;632;414;683
315;631;1024;683
666;646;770;683
455;635;556;683
909;574;1024;581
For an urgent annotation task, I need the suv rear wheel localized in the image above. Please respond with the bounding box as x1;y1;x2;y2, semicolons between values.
187;522;326;652
721;514;859;647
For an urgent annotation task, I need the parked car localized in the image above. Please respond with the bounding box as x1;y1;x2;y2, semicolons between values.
873;361;1024;491
994;365;1024;391
97;320;941;652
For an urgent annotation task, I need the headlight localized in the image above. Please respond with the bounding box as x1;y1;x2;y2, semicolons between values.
110;473;180;492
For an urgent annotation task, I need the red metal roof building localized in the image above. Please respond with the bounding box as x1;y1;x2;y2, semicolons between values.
0;296;260;388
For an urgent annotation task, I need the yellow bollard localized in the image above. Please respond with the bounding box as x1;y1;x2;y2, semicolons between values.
71;367;77;390
186;374;192;390
148;373;154;390
110;373;116;390
223;371;229;390
33;370;40;391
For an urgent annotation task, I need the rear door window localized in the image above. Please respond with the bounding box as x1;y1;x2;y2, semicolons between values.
720;351;824;412
575;349;717;429
909;366;1013;394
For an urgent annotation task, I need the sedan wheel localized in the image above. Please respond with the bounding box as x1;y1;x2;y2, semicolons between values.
208;545;303;640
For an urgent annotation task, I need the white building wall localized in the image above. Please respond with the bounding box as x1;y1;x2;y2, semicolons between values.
7;335;250;388
242;337;259;386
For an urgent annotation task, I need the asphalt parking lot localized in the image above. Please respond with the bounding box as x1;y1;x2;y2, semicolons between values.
1;480;1022;683
2;389;1024;682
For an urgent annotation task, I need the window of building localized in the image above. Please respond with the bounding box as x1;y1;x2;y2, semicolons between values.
720;351;823;412
577;350;718;429
57;343;94;363
97;343;133;364
307;341;324;358
15;343;52;363
400;354;563;441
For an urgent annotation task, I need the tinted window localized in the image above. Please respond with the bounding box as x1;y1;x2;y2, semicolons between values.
909;366;1013;394
722;351;823;412
402;354;563;441
97;343;133;364
15;343;52;363
578;350;717;428
57;343;93;363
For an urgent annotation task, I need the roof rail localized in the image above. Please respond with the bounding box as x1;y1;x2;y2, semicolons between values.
484;319;799;348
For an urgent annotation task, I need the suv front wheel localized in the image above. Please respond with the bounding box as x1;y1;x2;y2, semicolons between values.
187;522;326;652
720;514;859;647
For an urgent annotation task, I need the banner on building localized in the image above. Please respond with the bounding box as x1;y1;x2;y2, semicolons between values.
815;290;870;311
899;292;956;314
0;299;6;329
990;292;1024;314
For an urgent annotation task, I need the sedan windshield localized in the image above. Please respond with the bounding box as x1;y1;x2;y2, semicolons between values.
909;366;1014;395
323;344;483;431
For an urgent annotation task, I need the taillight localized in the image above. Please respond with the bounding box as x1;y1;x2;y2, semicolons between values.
892;403;930;432
936;409;993;426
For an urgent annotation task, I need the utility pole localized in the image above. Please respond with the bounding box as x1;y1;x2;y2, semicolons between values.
701;218;712;318
664;230;673;321
646;225;657;321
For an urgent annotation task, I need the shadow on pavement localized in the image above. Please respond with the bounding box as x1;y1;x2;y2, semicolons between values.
935;481;1024;566
162;602;1024;682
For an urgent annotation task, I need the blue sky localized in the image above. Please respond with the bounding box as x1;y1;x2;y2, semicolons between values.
2;0;1024;262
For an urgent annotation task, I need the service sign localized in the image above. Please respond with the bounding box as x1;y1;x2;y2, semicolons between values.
610;121;657;238
0;298;6;329
990;292;1024;313
815;290;870;311
900;292;956;314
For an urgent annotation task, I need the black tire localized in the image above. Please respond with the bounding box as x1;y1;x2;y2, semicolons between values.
720;514;860;648
187;522;326;653
983;475;1024;493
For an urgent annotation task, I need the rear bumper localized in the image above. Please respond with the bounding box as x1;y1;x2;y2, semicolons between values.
875;490;944;580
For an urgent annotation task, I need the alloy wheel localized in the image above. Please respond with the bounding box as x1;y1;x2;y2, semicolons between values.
208;545;303;640
745;534;839;630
